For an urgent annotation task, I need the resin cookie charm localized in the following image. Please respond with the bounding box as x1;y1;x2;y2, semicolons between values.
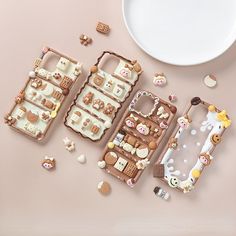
42;156;56;170
4;47;82;141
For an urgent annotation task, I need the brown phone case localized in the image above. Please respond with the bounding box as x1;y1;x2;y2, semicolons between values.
98;90;177;187
4;47;82;141
64;51;142;141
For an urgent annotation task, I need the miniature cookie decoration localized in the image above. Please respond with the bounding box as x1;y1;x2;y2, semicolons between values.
80;34;92;46
203;74;217;88
136;145;149;158
63;137;75;152
96;22;110;34
77;154;86;164
153;73;167;87
136;158;150;170
90;66;98;73
168;177;179;188
98;181;111;195
29;71;36;78
107;142;115;149
168;94;177;103
97;160;106;169
42;156;55;170
199;153;212;166
168;137;178;149
153;164;165;178
104;152;118;165
149;141;157;150
210;134;221;145
177;115;191;129
4;114;16;126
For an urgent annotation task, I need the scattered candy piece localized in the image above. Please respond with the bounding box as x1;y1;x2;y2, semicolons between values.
153;73;167;87
107;142;114;149
96;22;110;34
192;169;201;178
154;186;170;200
77;154;86;164
168;94;177;103
42;156;55;170
191;129;197;135
97;160;106;169
98;181;111;195
29;71;36;78
63;137;75;152
203;74;217;88
80;34;92;46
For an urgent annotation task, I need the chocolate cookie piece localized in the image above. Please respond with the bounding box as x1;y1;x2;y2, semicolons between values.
153;164;165;178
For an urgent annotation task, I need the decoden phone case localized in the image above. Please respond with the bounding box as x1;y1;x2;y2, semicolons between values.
153;97;231;193
64;51;142;141
98;90;177;187
4;47;82;141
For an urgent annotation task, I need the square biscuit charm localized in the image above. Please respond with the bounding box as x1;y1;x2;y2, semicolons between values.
123;162;138;178
96;22;110;34
57;57;70;71
114;157;128;172
153;164;165;178
60;76;73;89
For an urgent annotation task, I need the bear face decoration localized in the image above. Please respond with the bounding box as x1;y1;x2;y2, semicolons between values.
103;103;115;116
136;123;150;135
125;114;138;128
83;92;94;105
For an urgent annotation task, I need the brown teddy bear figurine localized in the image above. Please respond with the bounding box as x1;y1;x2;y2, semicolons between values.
83;92;94;105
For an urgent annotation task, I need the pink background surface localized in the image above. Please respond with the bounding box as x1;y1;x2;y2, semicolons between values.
0;0;235;235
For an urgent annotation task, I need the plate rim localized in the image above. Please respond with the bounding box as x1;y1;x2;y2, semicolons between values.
122;0;236;66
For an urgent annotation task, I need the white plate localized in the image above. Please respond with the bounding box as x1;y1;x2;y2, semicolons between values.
122;0;236;65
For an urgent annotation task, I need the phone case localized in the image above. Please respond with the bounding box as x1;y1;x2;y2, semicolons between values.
4;47;82;141
153;97;231;193
64;51;142;141
98;90;177;187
